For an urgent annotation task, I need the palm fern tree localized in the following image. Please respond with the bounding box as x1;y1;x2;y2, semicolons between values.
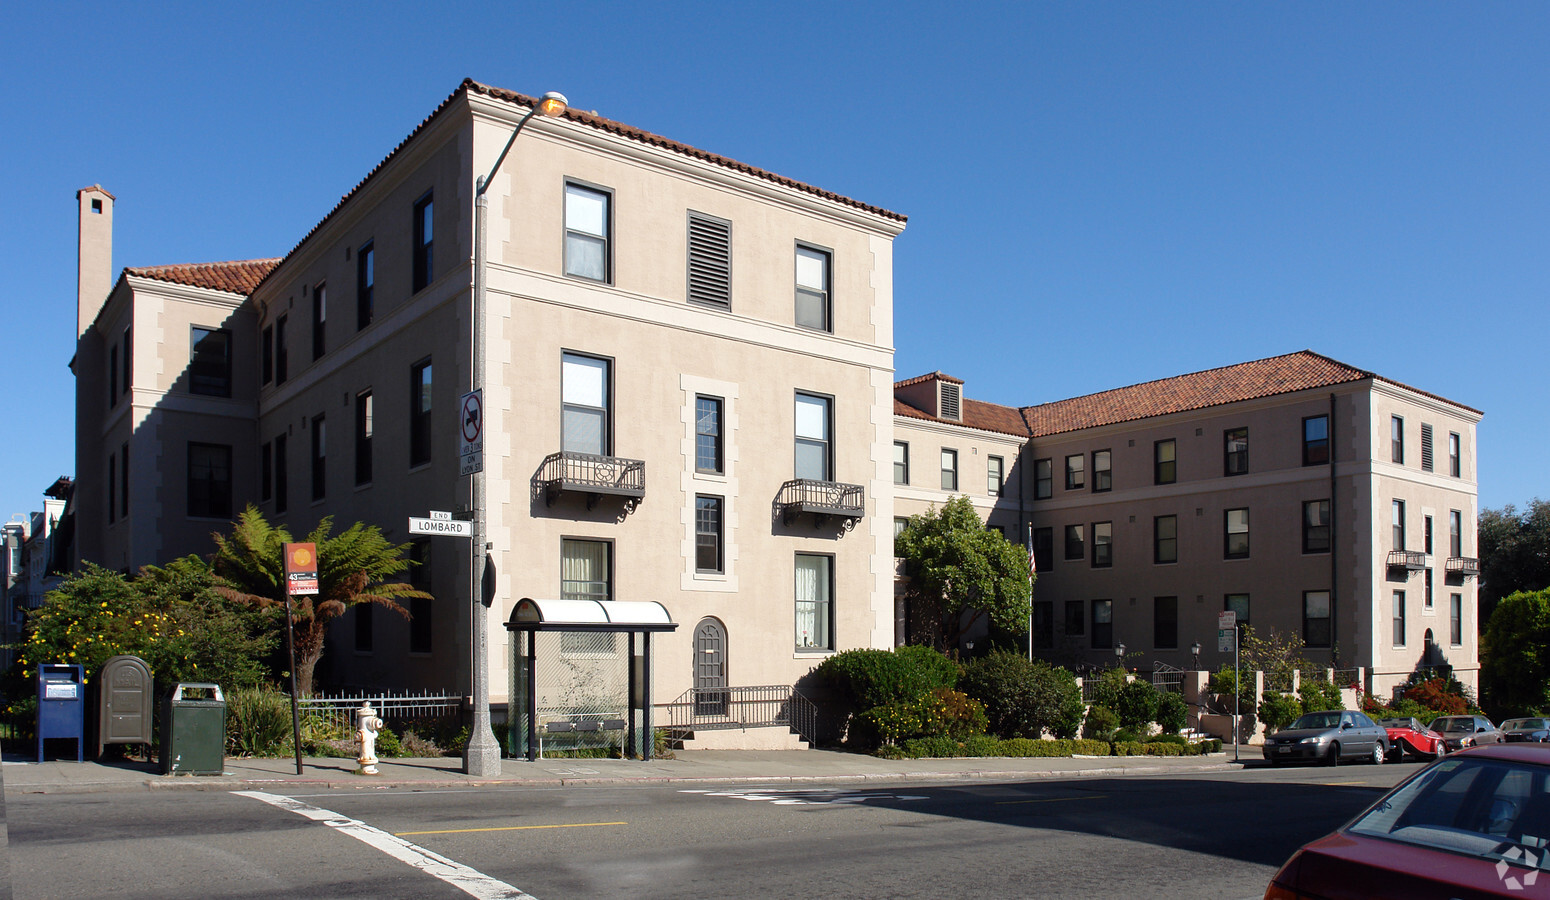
210;505;430;696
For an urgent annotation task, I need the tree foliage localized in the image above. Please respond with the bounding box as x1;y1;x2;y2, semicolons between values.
894;496;1033;648
210;506;429;696
1479;500;1550;620
1480;588;1550;717
12;558;274;691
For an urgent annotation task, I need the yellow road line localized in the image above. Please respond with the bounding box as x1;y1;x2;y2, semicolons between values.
995;794;1108;806
395;821;627;837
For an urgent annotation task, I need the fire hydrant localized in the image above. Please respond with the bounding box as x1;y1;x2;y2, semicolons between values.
356;702;384;775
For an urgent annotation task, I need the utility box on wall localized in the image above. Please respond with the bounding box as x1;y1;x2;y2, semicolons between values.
37;663;85;762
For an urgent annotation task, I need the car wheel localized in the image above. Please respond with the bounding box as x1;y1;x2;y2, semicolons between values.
1325;743;1340;767
1372;743;1385;765
1387;745;1403;763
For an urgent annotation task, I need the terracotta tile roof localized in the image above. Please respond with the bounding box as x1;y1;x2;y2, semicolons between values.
125;259;281;295
895;396;1030;438
1019;350;1478;437
894;370;962;389
258;79;904;295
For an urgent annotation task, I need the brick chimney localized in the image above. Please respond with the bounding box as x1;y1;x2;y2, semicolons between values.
76;185;115;337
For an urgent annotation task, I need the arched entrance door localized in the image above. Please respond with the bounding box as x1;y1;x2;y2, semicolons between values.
694;618;728;716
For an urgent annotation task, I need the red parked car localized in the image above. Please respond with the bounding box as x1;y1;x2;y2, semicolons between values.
1265;745;1550;899
1377;716;1444;762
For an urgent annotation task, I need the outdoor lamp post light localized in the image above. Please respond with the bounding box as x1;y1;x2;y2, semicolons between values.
1115;643;1126;665
466;90;568;777
1192;641;1202;671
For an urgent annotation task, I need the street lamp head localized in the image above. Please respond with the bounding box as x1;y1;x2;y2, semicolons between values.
1115;643;1126;659
1191;641;1202;656
537;92;568;117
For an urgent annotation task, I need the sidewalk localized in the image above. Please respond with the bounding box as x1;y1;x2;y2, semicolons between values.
3;747;1253;795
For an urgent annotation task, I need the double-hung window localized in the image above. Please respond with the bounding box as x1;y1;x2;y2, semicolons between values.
311;281;326;361
412;192;433;292
1065;454;1085;490
562;353;611;456
357;241;374;329
1449;432;1461;477
1224;428;1248;476
695;495;723;573
940;448;958;492
565;183;611;282
1392;500;1406;550
795;244;831;332
696;396;723;474
187;442;232;519
262;325;274;385
1154;597;1178;650
1092;522;1112;568
119;443;128;519
1391;416;1404;465
1303;591;1331;648
1091;600;1113;649
794;393;832;481
1449;510;1462;557
1154;515;1177;564
274;434;288;513
1033;527;1053;574
1393;591;1406;646
310;414;326;501
988;456;1004;497
1450;594;1463;645
1303;500;1331;553
109;345;118;408
892;441;909;485
561;539;613;654
1064;600;1084;637
1225;508;1250;559
1303;415;1328;466
1424;515;1434;555
1092;450;1111;492
409;359;432;467
355;390;373;486
1154;439;1176;485
190;327;232;397
1064;524;1085;561
795;553;833;651
1225;593;1250;627
1034;458;1052;499
275;315;289;385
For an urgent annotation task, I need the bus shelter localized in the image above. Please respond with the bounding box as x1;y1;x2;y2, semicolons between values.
505;597;677;761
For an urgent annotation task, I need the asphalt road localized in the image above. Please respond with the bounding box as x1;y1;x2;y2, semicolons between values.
7;762;1422;899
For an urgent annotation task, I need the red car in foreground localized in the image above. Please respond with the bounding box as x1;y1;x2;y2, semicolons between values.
1377;716;1444;762
1265;745;1550;899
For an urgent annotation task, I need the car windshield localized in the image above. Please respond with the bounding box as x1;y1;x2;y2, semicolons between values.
1349;758;1550;873
1379;718;1418;729
1291;712;1342;730
1433;718;1472;733
1506;719;1549;731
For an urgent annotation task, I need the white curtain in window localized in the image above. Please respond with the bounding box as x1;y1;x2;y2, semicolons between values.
561;540;608;601
795;555;830;650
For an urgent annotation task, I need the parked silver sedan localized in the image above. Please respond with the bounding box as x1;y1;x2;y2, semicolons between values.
1262;710;1389;766
1431;714;1505;752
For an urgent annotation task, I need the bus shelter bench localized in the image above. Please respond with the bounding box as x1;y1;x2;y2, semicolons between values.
538;715;629;756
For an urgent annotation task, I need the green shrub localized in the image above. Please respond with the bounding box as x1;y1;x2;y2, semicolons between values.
1195;737;1223;753
816;647;959;712
225;686;293;757
891;736;1114;759
1113;740;1145;756
1156;692;1188;734
1260;692;1302;731
1149;733;1189;748
1140;741;1186;756
1115;680;1160;733
851;688;985;749
374;726;405;758
1083;704;1119;742
1112;728;1144;744
1299;678;1344;714
1070;738;1112;756
934;688;989;738
1208;667;1257;717
1086;667;1131;711
1404;678;1468;716
959;651;1083;740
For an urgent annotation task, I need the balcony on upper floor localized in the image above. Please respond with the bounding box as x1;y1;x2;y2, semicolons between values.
539;451;645;512
1386;550;1427;572
778;478;864;529
1446;556;1481;578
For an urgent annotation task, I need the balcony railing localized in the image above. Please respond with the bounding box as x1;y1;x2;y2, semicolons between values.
778;478;864;527
1386;550;1427;571
539;451;645;511
1446;556;1481;577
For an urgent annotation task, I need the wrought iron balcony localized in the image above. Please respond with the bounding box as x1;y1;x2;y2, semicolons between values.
1446;556;1481;577
778;478;864;528
539;451;645;511
1386;550;1427;572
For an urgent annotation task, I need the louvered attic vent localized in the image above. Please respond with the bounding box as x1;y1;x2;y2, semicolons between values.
939;382;962;421
1421;423;1434;472
687;214;731;308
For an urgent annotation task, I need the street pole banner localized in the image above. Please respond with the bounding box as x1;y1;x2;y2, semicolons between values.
284;542;319;595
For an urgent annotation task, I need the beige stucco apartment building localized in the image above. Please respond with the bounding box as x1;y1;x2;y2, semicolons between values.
893;354;1483;699
71;82;905;723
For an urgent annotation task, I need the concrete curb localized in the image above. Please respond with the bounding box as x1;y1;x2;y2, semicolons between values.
8;759;1248;795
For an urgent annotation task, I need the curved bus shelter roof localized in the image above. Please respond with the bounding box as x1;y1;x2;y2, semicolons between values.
504;597;677;632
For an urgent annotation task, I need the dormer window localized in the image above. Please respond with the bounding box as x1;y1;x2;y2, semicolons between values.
939;382;961;421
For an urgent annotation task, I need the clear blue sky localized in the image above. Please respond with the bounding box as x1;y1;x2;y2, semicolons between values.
4;2;1546;526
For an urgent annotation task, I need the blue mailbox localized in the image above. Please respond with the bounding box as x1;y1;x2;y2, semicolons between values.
37;663;85;762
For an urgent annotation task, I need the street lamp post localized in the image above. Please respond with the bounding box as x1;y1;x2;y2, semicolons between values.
465;91;568;776
1191;641;1202;672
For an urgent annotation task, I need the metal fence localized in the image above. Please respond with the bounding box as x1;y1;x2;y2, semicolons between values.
658;685;817;745
296;690;463;735
1151;662;1185;694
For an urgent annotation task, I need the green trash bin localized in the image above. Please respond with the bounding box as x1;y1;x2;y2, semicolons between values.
161;683;226;775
